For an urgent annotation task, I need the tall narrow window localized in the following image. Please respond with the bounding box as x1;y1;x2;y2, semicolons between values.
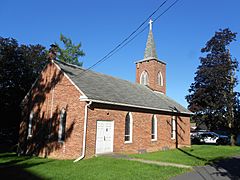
171;116;176;139
58;108;67;142
151;115;157;141
125;112;133;143
28;111;34;137
157;72;163;86
140;71;149;85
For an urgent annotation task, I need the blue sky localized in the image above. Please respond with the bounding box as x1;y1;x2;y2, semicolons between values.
1;0;239;108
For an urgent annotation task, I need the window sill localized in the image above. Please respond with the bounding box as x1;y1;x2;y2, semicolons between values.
124;141;132;144
151;139;157;142
58;140;65;144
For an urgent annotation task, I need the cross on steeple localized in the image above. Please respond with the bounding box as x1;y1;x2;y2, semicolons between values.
149;19;153;31
144;19;157;59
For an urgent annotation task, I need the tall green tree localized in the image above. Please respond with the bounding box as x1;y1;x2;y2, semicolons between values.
0;37;47;146
55;34;85;66
186;28;239;145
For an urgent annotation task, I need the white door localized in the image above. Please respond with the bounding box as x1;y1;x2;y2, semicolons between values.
96;121;114;154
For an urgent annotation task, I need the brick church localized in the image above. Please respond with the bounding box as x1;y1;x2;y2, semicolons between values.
19;21;191;161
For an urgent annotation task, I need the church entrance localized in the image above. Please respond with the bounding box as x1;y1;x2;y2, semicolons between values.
95;121;114;154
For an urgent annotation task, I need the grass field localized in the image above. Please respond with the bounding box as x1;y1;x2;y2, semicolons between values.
0;153;188;180
1;145;239;179
130;145;240;166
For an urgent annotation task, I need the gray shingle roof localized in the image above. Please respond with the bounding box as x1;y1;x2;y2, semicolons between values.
54;60;191;115
144;29;158;59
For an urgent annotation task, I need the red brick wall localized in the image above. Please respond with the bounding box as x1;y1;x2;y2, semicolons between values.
19;62;86;159
19;61;190;160
86;106;190;158
136;59;166;94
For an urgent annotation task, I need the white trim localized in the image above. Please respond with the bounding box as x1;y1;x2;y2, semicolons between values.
50;87;55;119
95;120;114;154
58;108;66;142
74;101;92;162
27;111;34;138
124;112;133;144
151;115;157;141
154;91;164;95
171;116;176;140
140;71;149;85
80;98;192;115
158;71;163;86
80;95;88;100
53;61;88;98
124;112;133;143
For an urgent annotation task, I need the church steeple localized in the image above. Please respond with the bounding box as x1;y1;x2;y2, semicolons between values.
135;19;166;94
144;19;158;59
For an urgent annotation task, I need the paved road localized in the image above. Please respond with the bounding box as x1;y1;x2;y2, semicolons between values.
171;156;240;180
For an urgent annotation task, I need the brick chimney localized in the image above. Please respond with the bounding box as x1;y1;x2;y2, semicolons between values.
48;44;58;61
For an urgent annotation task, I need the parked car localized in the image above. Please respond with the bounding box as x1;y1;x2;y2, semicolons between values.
191;131;230;145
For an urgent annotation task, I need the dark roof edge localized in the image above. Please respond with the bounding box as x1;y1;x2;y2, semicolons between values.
135;57;166;64
54;59;85;70
81;98;193;116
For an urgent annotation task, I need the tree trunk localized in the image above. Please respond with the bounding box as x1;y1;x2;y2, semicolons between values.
230;133;236;146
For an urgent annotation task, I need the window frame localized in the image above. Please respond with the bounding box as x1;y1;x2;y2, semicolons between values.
124;112;133;143
157;71;163;86
140;71;149;86
58;108;67;142
27;111;34;138
151;115;157;141
171;116;176;139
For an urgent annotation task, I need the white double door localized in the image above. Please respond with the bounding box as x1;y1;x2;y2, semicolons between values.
96;121;114;154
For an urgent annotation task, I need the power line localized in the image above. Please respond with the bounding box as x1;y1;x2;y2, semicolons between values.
82;0;180;74
83;0;167;72
112;0;181;58
91;0;180;68
154;0;180;22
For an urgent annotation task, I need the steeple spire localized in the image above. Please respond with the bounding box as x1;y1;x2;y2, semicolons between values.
144;19;158;59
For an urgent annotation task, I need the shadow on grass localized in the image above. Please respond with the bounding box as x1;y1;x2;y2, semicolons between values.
0;153;52;180
175;147;240;179
177;148;207;162
210;156;240;179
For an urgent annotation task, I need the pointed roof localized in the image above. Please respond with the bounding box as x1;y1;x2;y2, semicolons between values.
144;19;158;59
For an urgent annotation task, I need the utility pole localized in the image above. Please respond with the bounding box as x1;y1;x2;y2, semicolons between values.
228;49;236;145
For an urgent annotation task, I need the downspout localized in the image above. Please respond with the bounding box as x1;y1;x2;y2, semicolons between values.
73;101;92;162
50;88;55;119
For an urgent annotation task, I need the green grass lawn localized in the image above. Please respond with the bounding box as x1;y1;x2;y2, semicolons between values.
130;145;240;166
0;153;188;180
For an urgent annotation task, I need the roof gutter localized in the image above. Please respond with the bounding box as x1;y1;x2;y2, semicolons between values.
80;98;193;116
73;101;92;162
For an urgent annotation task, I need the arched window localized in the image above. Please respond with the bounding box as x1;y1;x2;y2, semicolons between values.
140;71;149;85
157;71;163;86
28;111;34;138
125;112;133;143
171;116;176;139
151;115;157;141
58;108;67;142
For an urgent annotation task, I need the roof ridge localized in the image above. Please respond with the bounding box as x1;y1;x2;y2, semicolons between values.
55;59;143;87
54;59;85;70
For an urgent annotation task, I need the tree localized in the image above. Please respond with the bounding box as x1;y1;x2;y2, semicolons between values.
55;34;85;66
0;37;47;147
186;28;239;145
